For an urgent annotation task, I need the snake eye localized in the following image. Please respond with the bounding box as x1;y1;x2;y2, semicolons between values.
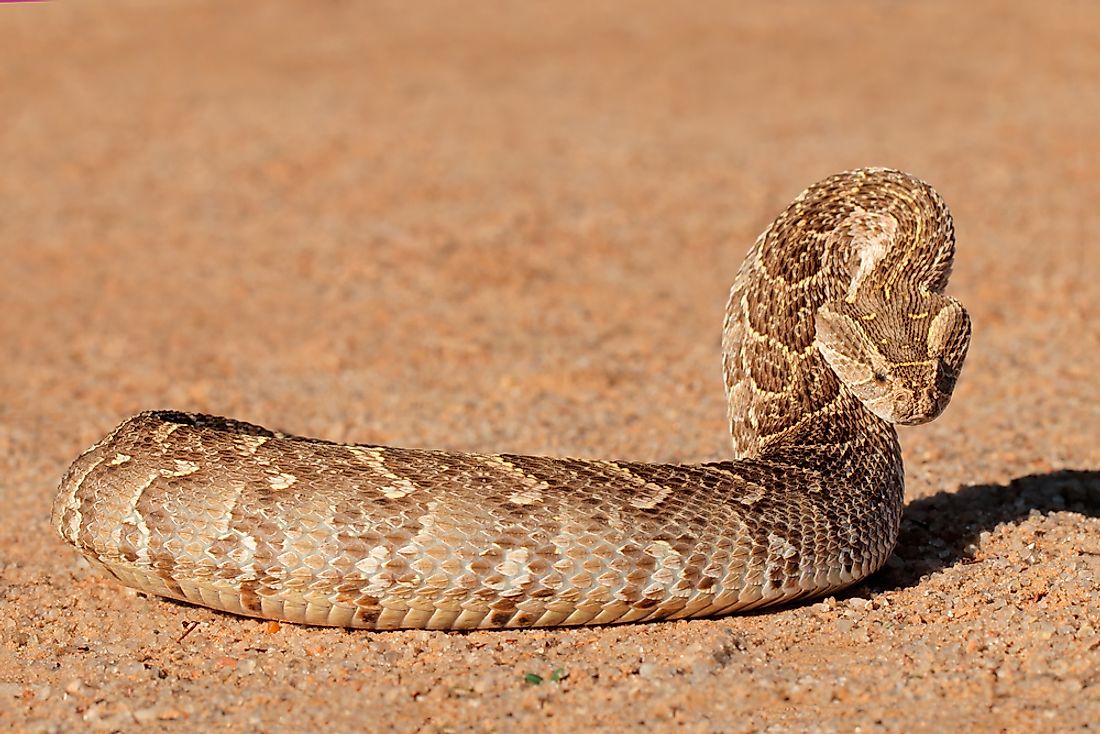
872;370;888;383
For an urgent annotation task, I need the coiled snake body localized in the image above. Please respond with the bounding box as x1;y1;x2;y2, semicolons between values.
53;168;971;630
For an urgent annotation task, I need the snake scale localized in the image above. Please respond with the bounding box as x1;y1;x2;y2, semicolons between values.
53;168;972;630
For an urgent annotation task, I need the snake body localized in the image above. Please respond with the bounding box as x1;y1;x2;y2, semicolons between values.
53;168;971;629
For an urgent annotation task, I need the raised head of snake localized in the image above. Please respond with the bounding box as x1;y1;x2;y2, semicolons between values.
815;286;971;426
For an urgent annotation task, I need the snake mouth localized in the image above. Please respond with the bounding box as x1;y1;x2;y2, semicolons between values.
893;389;950;426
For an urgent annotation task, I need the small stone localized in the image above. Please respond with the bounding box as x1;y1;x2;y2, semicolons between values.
120;661;146;677
0;682;24;697
63;679;86;696
132;708;160;724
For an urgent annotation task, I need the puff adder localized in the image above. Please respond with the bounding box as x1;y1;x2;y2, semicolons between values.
53;168;972;630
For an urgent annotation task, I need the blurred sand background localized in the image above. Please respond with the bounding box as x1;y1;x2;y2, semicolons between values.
1;1;1098;731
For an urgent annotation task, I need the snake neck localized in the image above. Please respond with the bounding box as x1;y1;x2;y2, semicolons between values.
720;168;954;461
745;379;905;506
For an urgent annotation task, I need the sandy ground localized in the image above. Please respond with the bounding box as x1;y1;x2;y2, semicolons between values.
1;1;1098;732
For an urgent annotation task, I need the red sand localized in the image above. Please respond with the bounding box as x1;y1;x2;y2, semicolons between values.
1;2;1097;731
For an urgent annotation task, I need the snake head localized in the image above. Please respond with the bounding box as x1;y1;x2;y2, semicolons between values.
813;288;971;425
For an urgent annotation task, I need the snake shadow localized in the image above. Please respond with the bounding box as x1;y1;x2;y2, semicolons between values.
861;469;1100;595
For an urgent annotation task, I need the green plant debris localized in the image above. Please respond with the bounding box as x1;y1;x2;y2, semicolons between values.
524;668;568;685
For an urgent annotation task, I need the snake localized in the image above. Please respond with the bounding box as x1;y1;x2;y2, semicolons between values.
52;168;972;630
